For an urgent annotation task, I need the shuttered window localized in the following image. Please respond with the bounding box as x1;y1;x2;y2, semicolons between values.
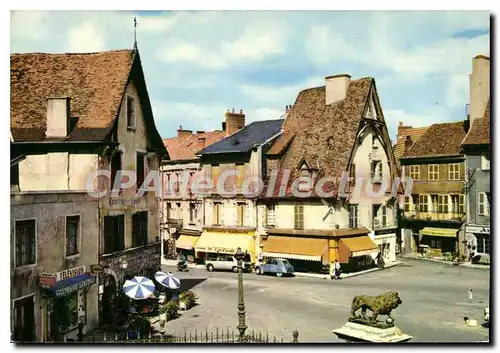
15;220;36;267
132;211;148;247
438;195;449;213
104;215;125;254
349;205;358;228
294;204;304;230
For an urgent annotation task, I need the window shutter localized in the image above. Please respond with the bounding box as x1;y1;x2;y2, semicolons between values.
104;216;114;253
478;193;485;215
459;194;465;214
117;215;125;251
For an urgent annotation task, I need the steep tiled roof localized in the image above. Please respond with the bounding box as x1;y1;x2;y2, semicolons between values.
463;100;490;146
402;121;467;159
163;130;226;161
11;50;134;142
393;126;429;162
264;78;373;198
199;119;284;155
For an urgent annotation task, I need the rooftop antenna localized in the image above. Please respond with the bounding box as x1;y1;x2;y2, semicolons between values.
133;17;138;51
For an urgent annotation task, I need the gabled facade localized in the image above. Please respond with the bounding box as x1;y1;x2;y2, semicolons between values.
462;55;491;261
10;49;166;341
258;74;400;273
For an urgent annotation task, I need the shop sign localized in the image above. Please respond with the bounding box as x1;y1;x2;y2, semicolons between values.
207;228;255;235
465;226;490;234
197;246;238;254
90;264;103;274
55;276;96;298
55;266;86;282
39;273;56;287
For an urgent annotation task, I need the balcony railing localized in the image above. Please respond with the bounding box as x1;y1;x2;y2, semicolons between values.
372;219;397;229
402;210;465;222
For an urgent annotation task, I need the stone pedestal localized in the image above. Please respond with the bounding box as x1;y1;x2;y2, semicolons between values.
333;322;413;343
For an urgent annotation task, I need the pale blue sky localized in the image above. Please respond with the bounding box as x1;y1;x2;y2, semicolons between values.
10;10;490;142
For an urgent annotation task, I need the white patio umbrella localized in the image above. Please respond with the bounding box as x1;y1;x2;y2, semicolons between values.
154;271;181;290
122;276;156;300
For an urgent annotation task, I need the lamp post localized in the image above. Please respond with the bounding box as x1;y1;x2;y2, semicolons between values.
234;247;248;342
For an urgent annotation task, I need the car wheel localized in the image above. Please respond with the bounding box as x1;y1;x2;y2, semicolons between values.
276;272;283;278
207;264;214;272
255;267;262;275
232;266;238;273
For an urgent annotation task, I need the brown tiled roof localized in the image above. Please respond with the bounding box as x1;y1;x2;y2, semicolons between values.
402;121;467;159
462;100;490;146
393;126;429;162
11;50;134;141
264;78;373;198
163;130;226;161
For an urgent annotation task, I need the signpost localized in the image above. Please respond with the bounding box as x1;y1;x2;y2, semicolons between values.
39;274;56;288
90;264;103;274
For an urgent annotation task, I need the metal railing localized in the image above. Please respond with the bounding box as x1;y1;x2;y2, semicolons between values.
402;210;465;222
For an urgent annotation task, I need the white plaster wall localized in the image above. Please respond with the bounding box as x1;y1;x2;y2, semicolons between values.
69;154;99;190
19;153;70;191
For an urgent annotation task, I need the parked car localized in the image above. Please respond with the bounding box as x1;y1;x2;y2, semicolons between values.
205;255;252;273
484;307;489;326
255;258;294;277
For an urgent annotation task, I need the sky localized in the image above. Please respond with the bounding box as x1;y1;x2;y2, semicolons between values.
10;10;490;143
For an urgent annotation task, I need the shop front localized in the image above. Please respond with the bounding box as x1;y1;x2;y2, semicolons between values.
338;235;378;272
465;225;490;258
40;266;96;342
195;227;256;264
175;230;201;263
261;235;329;273
419;227;457;256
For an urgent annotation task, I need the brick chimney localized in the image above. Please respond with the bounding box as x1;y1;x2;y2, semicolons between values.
225;108;245;136
46;97;70;138
404;136;413;153
325;74;351;105
197;136;206;150
177;125;193;141
397;121;412;138
469;54;490;123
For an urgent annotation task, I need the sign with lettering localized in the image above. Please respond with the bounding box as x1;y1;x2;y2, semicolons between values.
55;276;96;297
196;246;238;254
466;226;490;235
55;266;86;282
39;274;56;287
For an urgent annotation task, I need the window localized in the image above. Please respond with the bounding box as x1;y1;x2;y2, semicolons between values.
428;164;439;181
431;195;438;213
478;192;489;216
126;96;136;129
54;292;79;331
189;203;196;224
408;165;420;180
371;161;382;182
404;197;411;212
449;163;460;180
211;165;220;192
13;296;35;342
213;202;222;225
136;152;146;190
482;153;490;170
15;220;36;267
381;206;387;227
476;235;490;254
11;163;19;187
66;215;80;257
429;238;441;249
438;195;449;214
349;164;356;186
236;163;245;189
294;203;304;230
174;173;180;193
418;195;428;212
459;194;465;214
266;204;276;227
110;151;122;191
166;202;172;220
237;203;246;226
104;215;125;254
132;211;148;247
349;205;358;228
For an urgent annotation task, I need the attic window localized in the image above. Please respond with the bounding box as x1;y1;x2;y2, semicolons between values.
126;96;136;129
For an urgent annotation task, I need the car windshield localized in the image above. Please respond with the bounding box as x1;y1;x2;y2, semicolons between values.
282;260;291;265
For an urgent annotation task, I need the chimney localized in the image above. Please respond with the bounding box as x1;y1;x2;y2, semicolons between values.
197;136;206;150
45;97;70;138
221;121;227;131
196;130;205;134
469;54;490;123
225;108;245;136
325;74;351;105
404;136;413;153
177;125;193;141
397;121;412;138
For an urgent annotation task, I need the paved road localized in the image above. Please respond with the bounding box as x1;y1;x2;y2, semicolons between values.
161;258;490;343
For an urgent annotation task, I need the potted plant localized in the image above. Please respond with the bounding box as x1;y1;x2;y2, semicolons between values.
165;300;179;321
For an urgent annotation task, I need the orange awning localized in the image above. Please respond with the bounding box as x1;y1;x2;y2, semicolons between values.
262;236;328;262
338;236;378;264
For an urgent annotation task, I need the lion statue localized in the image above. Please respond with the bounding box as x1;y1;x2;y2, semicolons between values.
350;291;402;324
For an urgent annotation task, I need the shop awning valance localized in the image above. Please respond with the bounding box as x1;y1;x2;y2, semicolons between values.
195;232;254;256
261;236;328;262
46;274;96;298
175;235;199;250
419;227;457;238
339;236;378;263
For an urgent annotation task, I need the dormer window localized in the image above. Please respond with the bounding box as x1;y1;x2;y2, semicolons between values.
126;96;136;129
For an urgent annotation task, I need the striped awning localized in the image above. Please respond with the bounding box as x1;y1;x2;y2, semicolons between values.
338;236;378;263
261;236;328;262
419;227;457;238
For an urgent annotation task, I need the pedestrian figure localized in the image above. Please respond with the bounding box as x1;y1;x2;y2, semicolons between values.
464;316;478;327
469;288;473;303
333;259;341;280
